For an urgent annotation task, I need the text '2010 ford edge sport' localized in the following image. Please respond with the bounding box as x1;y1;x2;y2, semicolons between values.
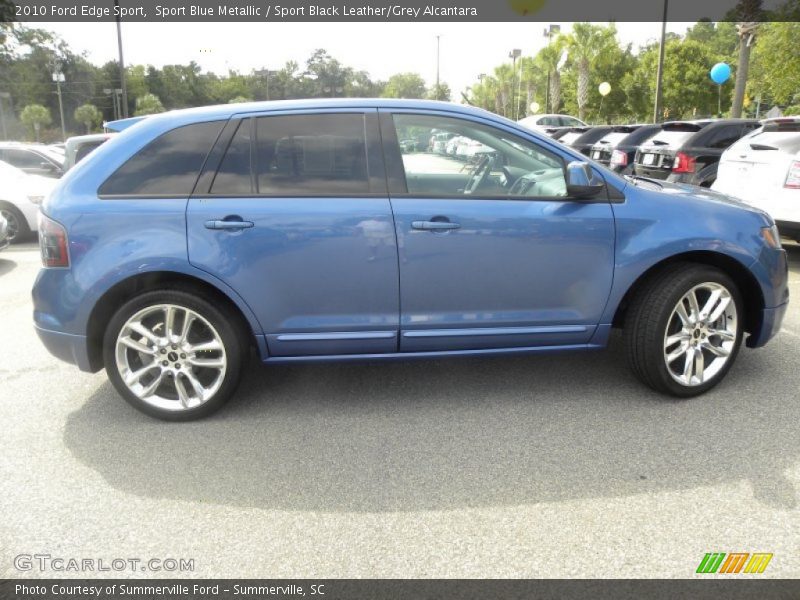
32;99;789;420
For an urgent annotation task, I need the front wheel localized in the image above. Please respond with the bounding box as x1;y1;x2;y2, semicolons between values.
625;264;743;397
103;290;245;420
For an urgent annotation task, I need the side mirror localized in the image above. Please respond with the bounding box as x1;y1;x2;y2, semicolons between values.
566;161;604;199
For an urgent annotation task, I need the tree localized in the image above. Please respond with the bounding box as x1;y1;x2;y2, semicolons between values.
20;104;51;141
134;93;165;116
565;23;619;121
74;103;102;133
749;22;800;106
536;38;566;113
428;83;451;102
731;0;764;117
228;96;251;104
382;73;427;99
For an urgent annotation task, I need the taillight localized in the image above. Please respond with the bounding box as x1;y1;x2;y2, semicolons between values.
672;152;696;173
39;213;69;268
785;160;800;189
610;149;628;166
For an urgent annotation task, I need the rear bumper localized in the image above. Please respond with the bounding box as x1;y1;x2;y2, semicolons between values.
747;302;789;348
34;324;96;372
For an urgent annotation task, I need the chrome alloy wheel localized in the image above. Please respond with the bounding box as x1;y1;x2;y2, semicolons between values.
0;209;20;241
663;282;738;387
115;304;227;411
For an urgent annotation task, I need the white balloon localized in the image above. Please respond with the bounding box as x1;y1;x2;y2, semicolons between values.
598;82;611;97
529;102;541;113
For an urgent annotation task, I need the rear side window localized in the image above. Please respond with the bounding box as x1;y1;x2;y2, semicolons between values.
74;140;106;164
4;149;44;169
99;121;223;196
255;113;369;195
704;126;746;149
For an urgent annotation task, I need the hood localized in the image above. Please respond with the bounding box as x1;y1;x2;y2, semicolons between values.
628;176;773;224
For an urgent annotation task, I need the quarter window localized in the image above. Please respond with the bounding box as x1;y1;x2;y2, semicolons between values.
391;114;567;198
211;119;253;195
254;113;369;195
99;120;224;196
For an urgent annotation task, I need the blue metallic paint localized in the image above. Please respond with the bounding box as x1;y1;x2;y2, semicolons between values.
33;99;788;373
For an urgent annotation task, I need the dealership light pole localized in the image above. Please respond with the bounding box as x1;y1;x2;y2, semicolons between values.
52;67;66;141
509;48;521;120
114;0;129;118
653;0;669;123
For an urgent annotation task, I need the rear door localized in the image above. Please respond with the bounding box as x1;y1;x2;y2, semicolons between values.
186;109;400;357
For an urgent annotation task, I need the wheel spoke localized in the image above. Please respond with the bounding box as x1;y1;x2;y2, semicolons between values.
699;289;722;321
667;342;689;364
138;371;165;398
693;348;705;383
682;348;695;382
703;342;730;358
665;332;690;348
687;290;700;322
708;328;735;342
127;321;161;345
124;363;159;386
675;302;692;327
165;306;178;340
187;356;225;369
174;374;191;408
183;369;207;399
187;339;221;354
119;335;156;355
179;313;196;343
708;295;732;323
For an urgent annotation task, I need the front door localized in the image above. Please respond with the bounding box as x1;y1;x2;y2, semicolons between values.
380;110;616;352
187;110;400;356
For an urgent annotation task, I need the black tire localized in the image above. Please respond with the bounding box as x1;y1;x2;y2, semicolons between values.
103;289;246;421
0;203;31;243
624;263;744;397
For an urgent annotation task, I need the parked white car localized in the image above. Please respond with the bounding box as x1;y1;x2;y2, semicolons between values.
0;160;58;242
518;114;587;134
712;118;800;241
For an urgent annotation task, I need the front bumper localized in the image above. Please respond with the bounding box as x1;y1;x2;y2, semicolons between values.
34;324;95;372
747;302;789;348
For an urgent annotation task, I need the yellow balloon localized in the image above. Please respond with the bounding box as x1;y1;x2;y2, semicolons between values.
599;82;611;97
508;0;547;16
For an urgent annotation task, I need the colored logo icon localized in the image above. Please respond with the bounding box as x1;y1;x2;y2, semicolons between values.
696;552;773;574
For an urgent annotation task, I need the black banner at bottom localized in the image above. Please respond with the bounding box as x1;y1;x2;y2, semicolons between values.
2;579;800;600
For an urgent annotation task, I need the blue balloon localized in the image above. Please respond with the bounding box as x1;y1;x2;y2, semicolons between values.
710;62;731;85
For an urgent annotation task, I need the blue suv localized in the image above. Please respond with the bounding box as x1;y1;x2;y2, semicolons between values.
32;99;789;420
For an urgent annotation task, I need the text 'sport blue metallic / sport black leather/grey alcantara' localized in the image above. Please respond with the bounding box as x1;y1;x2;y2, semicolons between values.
31;99;789;420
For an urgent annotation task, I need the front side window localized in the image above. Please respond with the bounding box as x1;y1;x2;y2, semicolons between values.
254;113;369;195
391;114;567;198
99;120;224;196
4;149;45;169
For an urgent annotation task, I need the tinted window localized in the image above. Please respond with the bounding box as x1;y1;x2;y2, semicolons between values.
99;120;223;196
705;126;745;149
211;119;253;195
255;113;369;195
4;149;44;169
74;140;106;164
392;113;567;199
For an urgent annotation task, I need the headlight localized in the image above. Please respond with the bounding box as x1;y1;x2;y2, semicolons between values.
760;225;782;249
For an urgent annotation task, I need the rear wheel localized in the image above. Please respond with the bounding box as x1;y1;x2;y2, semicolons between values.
624;264;743;397
0;204;30;243
103;290;245;420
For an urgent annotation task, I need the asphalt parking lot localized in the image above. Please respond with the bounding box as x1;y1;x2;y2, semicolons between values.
1;240;799;578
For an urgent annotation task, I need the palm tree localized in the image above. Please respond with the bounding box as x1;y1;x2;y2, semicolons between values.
566;23;618;121
536;40;565;113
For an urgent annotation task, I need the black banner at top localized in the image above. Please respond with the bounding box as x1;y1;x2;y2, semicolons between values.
2;0;800;22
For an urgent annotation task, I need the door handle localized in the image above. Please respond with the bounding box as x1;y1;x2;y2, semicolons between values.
411;220;461;231
204;219;254;231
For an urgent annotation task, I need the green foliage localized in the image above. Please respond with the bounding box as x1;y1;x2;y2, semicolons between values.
134;93;165;116
20;103;51;140
73;103;102;133
228;96;251;104
382;73;427;99
750;22;800;105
